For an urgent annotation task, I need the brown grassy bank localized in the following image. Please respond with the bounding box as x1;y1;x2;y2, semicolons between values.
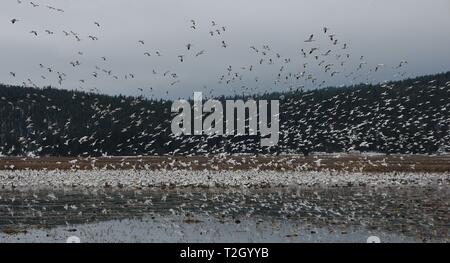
0;154;449;173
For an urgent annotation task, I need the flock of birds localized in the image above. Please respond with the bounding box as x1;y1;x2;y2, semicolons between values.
0;170;448;242
1;1;450;245
0;0;448;154
2;74;448;157
0;168;447;189
0;0;448;158
5;0;412;98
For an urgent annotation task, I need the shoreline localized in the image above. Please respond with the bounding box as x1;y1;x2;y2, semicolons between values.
0;154;450;173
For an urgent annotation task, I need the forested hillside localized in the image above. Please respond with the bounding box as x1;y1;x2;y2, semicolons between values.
0;72;449;156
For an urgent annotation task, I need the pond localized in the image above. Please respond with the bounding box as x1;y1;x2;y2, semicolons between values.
0;185;448;242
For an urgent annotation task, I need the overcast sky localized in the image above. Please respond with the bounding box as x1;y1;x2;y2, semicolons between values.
1;0;449;99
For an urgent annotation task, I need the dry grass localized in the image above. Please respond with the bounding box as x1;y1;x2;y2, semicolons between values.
1;154;450;173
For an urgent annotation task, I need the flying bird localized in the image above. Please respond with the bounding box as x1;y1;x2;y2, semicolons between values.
195;50;205;57
322;50;331;56
309;47;319;54
396;60;408;68
375;64;384;72
304;34;314;42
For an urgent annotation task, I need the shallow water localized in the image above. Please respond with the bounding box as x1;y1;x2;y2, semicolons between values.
0;186;448;242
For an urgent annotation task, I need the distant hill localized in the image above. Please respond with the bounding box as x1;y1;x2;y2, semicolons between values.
0;72;449;156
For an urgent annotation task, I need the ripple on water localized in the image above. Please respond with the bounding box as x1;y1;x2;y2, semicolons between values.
0;185;448;242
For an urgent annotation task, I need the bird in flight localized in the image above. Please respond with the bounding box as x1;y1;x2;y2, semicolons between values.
300;49;307;57
195;50;205;57
331;71;340;77
190;19;196;29
322;50;331;56
30;30;38;36
94;22;100;27
11;19;19;24
138;40;145;45
375;64;384;72
304;34;314;42
309;47;319;54
395;60;408;68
